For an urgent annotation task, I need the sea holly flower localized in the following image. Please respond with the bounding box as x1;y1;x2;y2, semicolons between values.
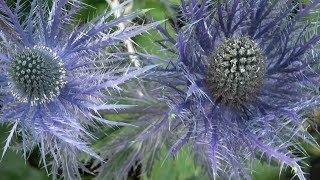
0;0;159;178
121;0;319;179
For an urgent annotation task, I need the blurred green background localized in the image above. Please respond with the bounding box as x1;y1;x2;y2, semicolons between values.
0;0;319;180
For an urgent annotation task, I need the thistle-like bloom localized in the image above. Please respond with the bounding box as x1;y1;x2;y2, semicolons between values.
0;0;158;178
127;0;320;179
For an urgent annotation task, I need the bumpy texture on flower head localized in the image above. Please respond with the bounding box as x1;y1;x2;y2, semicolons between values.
123;0;320;179
0;0;159;178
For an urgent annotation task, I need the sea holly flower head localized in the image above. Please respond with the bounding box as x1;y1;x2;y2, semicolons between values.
139;0;320;179
9;45;66;105
0;0;159;178
206;36;266;107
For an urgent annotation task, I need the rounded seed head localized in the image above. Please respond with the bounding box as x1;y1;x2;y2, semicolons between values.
206;36;265;107
9;46;66;105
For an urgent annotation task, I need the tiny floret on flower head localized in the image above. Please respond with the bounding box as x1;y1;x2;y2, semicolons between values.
9;46;66;105
206;36;265;107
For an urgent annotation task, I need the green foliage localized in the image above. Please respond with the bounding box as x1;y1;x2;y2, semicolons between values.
0;126;49;180
143;146;209;180
79;0;108;20
132;0;178;58
252;161;282;180
133;0;179;21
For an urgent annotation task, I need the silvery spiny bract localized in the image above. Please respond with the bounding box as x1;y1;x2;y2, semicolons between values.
119;0;320;179
0;0;159;178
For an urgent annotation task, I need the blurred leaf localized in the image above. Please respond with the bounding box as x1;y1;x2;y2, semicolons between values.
80;0;108;20
132;0;178;58
134;0;178;20
144;146;209;180
252;160;282;180
0;126;49;180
